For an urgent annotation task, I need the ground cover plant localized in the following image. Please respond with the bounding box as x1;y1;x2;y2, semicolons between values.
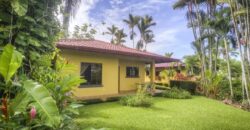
120;86;152;107
162;88;192;99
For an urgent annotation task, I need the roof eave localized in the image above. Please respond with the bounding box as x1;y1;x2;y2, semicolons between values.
57;44;180;63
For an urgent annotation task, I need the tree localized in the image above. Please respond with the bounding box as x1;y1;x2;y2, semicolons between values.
106;25;118;44
137;15;156;51
123;14;140;48
144;33;155;50
72;23;97;39
165;52;174;58
114;29;127;45
0;0;61;74
173;0;250;104
63;0;81;37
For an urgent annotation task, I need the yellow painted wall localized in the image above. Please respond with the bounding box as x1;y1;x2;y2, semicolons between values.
60;49;119;98
119;59;146;91
155;68;186;84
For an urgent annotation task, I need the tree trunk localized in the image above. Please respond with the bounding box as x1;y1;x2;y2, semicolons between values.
224;37;234;99
229;0;250;105
132;28;135;48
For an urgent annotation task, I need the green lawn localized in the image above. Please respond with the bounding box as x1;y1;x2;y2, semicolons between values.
76;96;250;130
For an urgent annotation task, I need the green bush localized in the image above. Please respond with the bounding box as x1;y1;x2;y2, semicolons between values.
162;88;192;99
120;86;153;107
217;79;243;102
170;80;197;94
155;85;170;90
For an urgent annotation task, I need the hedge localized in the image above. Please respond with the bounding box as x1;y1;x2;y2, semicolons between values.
170;80;198;94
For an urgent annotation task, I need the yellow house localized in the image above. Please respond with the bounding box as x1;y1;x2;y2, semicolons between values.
57;39;178;100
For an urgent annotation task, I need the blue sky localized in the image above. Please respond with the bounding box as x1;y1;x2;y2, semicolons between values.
69;0;195;59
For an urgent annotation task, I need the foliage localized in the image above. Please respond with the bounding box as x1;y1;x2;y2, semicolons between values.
217;79;243;102
114;29;127;45
0;44;60;129
204;70;224;98
12;80;60;127
105;25;118;44
136;15;156;50
0;44;23;83
183;55;200;75
173;0;250;105
170;80;197;94
165;52;173;58
0;0;84;129
123;14;140;48
120;86;152;107
0;0;62;76
162;88;192;99
72;23;97;40
159;69;175;80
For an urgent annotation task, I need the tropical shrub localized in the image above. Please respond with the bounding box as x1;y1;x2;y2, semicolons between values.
32;52;85;129
120;86;153;107
0;44;84;129
0;44;60;129
170;80;197;94
162;88;192;99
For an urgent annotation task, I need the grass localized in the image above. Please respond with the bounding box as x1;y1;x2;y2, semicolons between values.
76;96;250;130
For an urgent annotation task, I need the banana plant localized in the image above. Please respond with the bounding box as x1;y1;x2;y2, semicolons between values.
0;44;23;84
0;44;60;128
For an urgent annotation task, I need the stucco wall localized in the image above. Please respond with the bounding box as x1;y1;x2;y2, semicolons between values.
60;49;119;98
119;59;146;92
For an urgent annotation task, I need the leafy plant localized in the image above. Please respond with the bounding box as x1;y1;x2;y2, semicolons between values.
204;70;224;98
162;88;192;99
0;44;60;129
120;86;153;107
12;80;60;127
0;44;23;83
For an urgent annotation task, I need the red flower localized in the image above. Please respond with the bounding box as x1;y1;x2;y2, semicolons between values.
1;97;8;120
30;106;36;120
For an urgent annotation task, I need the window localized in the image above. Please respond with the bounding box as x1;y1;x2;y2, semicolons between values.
80;62;102;87
126;66;139;78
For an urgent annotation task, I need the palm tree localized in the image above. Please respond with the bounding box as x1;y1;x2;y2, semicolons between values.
136;40;144;50
106;25;118;44
173;0;213;90
227;0;250;104
137;15;156;50
114;29;127;45
144;33;155;50
63;0;81;37
123;14;140;48
165;52;174;58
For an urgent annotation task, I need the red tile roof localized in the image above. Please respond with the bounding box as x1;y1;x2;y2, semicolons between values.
155;62;185;68
57;39;179;63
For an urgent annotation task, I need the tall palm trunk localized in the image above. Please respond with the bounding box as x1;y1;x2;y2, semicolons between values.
208;38;213;72
223;37;234;99
132;28;135;48
229;0;250;105
214;38;219;72
194;0;207;89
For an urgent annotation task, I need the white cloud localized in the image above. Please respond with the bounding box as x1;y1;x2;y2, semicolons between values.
69;0;194;58
69;0;99;33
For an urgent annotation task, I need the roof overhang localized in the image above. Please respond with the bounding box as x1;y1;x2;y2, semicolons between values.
57;40;180;63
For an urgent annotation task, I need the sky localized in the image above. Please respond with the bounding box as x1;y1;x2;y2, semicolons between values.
69;0;195;59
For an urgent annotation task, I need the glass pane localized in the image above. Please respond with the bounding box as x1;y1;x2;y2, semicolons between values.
80;62;102;86
126;66;139;77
